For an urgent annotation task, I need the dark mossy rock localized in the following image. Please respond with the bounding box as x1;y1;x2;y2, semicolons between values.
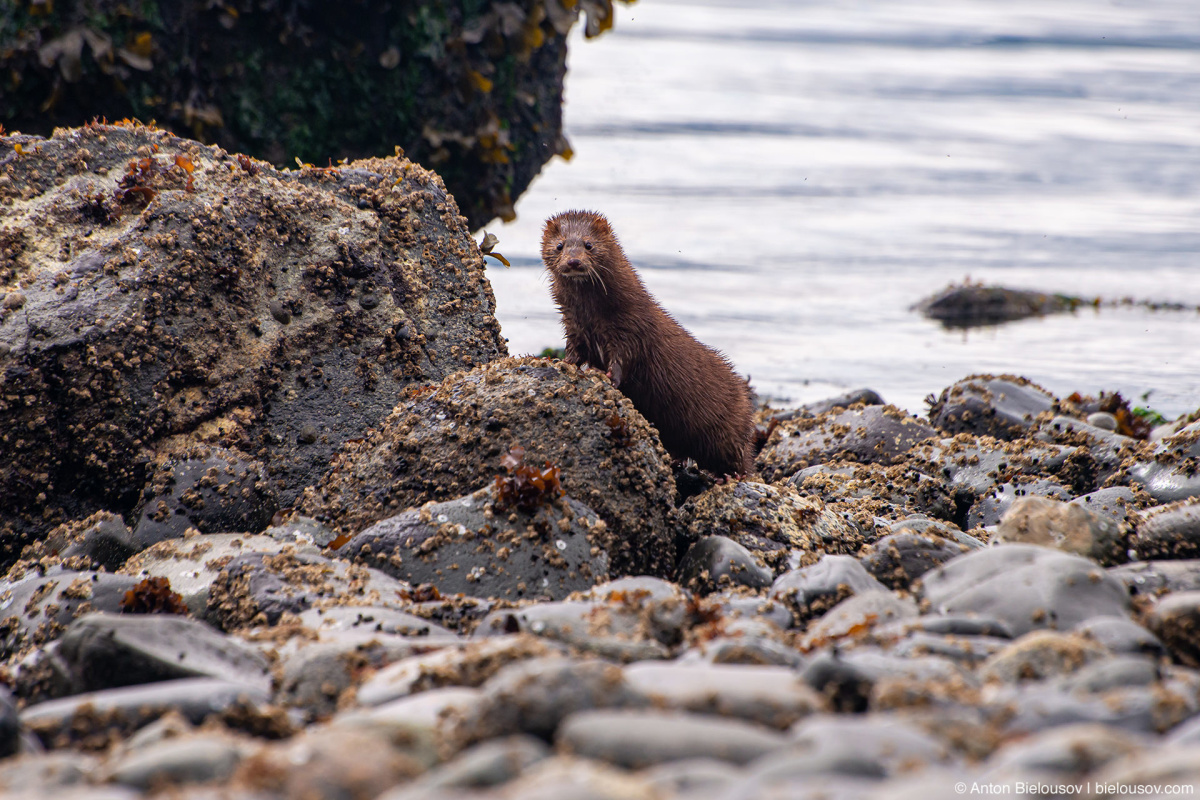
340;485;611;602
915;283;1080;328
0;1;627;229
300;357;677;578
0;123;506;568
756;405;938;482
927;375;1058;440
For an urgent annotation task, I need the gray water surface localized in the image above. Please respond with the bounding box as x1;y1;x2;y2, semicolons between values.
487;0;1200;418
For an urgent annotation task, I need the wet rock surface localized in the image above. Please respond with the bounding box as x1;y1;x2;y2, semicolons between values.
300;357;676;577
0;123;506;568
341;486;609;602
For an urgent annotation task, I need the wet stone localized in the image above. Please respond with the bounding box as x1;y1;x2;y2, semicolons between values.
927;375;1057;440
1070;486;1141;527
921;436;1079;501
1037;415;1137;480
392;735;549;795
978;630;1109;684
686;636;806;668
0;751;101;793
788;463;956;530
297;605;452;637
57;612;271;694
232;728;422;800
262;514;340;548
1146;590;1200;667
787;713;955;775
1060;655;1161;694
1076;616;1166;658
859;530;971;589
918;544;1131;636
801;590;918;650
299;357;676;578
48;512;140;572
1109;559;1200;598
675;535;773;594
984;683;1189;737
557;708;789;768
130;446;277;549
334;686;477;765
0;569;141;659
458;657;648;745
20;678;271;748
886;630;1009;666
640;758;741;798
1125;422;1200;504
118;533;306;617
769;555;887;622
678;481;864;573
758;405;938;481
0;124;507;568
356;635;555;708
341;486;608;603
994;495;1125;566
980;723;1149;781
274;631;440;718
101;732;250;790
205;547;412;630
967;479;1074;530
622;662;826;729
1133;498;1200;561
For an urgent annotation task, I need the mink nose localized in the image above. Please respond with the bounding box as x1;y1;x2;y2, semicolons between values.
567;258;581;268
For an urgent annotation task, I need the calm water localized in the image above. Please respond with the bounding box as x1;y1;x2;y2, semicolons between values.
487;0;1200;418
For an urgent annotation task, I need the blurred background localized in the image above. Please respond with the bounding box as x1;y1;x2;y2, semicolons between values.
486;0;1200;418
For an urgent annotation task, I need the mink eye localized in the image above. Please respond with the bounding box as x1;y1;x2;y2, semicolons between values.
584;241;593;251
556;242;564;251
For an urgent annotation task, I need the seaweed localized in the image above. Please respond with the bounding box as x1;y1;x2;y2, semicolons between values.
493;444;563;512
120;575;189;615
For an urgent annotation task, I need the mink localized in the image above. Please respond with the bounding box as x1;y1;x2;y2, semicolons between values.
541;210;755;476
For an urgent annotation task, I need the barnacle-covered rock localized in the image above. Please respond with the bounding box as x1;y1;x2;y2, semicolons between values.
300;357;677;577
0;123;506;567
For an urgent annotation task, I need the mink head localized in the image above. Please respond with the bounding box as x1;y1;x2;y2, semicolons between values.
541;210;620;280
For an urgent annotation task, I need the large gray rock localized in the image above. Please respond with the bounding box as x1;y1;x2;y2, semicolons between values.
0;569;141;659
56;612;271;693
300;357;677;577
758;405;938;481
0;123;506;567
341;486;609;602
927;375;1057;440
918;544;1131;635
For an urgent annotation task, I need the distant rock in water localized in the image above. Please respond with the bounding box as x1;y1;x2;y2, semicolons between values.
915;282;1084;328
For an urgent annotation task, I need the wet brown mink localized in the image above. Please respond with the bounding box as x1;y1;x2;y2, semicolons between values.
541;210;755;476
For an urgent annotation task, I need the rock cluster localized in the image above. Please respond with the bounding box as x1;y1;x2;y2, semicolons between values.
4;128;1200;798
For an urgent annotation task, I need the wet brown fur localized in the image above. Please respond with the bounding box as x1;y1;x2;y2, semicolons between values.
541;210;755;476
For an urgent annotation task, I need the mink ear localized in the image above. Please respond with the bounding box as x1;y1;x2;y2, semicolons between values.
590;214;612;235
542;218;560;238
